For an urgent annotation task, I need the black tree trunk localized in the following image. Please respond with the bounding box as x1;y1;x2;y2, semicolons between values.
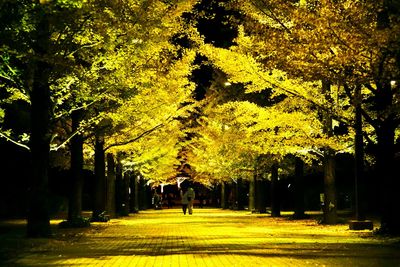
236;178;245;210
120;172;130;216
106;153;116;218
115;160;123;216
323;152;337;224
27;62;52;237
129;173;139;213
377;123;398;234
270;164;281;217
92;134;106;220
354;86;366;221
249;174;255;211
322;80;338;224
256;178;267;214
221;182;229;209
293;158;307;219
68;110;84;222
138;178;147;210
27;14;52;237
373;1;400;234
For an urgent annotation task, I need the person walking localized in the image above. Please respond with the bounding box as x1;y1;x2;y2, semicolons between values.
152;190;161;210
180;187;189;215
180;185;195;215
187;186;195;215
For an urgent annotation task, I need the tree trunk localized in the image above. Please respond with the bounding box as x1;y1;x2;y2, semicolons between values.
322;80;338;224
106;153;116;218
221;182;228;209
27;65;52;237
354;85;366;221
377;123;398;234
293;157;306;219
323;152;337;224
120;172;130;216
115;158;123;216
270;164;281;217
129;173;139;213
138;178;147;210
249;174;255;211
256;178;267;214
236;178;245;210
27;14;51;237
374;1;400;235
93;134;106;220
68;110;84;222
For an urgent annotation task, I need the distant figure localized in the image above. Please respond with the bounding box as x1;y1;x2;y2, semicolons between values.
180;187;189;215
187;187;195;215
198;193;204;208
167;193;173;208
180;185;195;215
153;191;161;210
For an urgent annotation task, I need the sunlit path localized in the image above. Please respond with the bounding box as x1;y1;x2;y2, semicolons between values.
1;208;399;266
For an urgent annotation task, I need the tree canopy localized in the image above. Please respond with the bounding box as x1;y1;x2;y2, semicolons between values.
1;0;400;235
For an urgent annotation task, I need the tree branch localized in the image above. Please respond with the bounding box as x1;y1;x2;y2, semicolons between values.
363;131;376;146
67;41;103;57
250;0;292;34
360;109;378;129
0;131;30;151
327;22;372;61
53;97;100;120
251;67;351;125
50;128;82;152
104;123;165;151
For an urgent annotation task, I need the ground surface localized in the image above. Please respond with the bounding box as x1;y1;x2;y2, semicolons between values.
1;208;400;266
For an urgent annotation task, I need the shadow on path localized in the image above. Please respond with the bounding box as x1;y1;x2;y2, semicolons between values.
1;209;400;266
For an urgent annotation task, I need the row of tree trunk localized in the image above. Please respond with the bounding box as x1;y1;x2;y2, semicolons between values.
220;158;307;218
67;130;151;224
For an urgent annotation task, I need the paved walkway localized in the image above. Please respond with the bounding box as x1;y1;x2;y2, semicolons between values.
1;208;400;266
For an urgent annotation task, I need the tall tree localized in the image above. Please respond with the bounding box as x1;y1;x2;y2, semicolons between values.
0;0;198;236
226;0;400;232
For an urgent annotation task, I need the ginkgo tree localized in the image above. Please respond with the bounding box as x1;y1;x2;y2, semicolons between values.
59;1;198;222
0;0;198;237
221;0;400;232
0;0;114;237
105;51;197;182
187;71;351;213
196;39;354;222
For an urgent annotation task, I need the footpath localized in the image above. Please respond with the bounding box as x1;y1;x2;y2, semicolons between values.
1;208;400;266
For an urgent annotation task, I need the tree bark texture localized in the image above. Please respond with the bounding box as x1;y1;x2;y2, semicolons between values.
68;110;84;222
129;173;139;213
221;182;228;209
249;175;255;211
322;80;338;224
138;178;147;210
270;165;281;217
120;172;130;216
374;1;400;234
354;85;366;221
323;152;338;224
293;158;306;219
377;122;399;234
236;178;245;210
115;159;123;216
106;153;116;218
256;178;267;214
27;13;51;237
93;134;106;219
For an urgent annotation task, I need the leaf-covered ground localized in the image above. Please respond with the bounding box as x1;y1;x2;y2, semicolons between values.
1;209;399;266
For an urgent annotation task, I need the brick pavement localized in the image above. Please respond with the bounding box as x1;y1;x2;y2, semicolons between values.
2;208;400;266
